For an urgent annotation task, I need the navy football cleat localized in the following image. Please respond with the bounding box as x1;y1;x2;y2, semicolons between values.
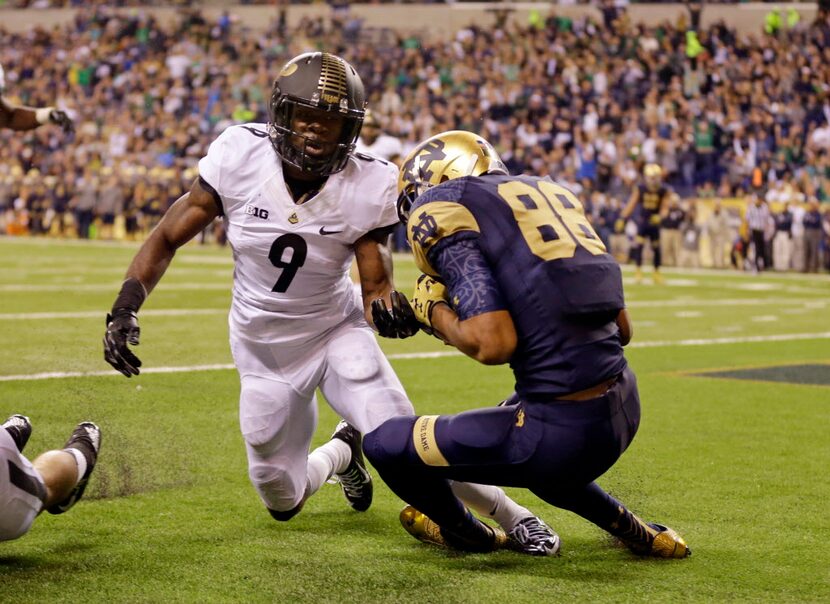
47;421;101;515
330;420;373;512
2;414;32;453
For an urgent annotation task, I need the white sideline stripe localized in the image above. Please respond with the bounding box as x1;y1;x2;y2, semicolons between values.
2;332;829;382
0;309;227;320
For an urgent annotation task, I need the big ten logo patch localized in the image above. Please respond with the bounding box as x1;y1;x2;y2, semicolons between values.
245;205;269;220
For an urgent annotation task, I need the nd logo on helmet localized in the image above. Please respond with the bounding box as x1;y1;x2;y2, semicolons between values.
407;140;447;183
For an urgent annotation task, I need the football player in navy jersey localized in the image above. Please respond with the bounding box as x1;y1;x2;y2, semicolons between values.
363;131;690;558
618;164;672;283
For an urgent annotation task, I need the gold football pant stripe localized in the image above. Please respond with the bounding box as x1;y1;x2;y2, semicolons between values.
412;415;449;467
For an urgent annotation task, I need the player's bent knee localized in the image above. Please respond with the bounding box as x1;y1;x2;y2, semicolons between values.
238;376;299;450
248;464;304;511
363;416;417;468
0;517;33;542
268;503;304;522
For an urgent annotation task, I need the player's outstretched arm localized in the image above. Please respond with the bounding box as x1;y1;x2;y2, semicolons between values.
103;178;220;377
357;227;419;338
123;178;219;293
0;97;73;133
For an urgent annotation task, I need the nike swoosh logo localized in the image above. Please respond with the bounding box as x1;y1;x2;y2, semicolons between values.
319;226;344;235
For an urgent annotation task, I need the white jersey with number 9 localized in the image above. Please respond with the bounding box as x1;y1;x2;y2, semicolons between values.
198;123;399;344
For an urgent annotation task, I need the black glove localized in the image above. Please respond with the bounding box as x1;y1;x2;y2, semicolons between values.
371;291;420;339
103;310;141;377
49;109;74;134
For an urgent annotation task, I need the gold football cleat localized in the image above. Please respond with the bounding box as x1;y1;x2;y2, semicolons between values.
400;505;447;548
649;524;691;558
399;505;507;552
652;271;665;285
634;268;644;284
623;522;691;559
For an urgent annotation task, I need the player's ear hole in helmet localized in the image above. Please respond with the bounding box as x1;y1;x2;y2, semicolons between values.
396;130;508;223
268;52;366;177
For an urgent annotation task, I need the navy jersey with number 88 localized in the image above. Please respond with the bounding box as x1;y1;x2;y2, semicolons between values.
407;174;627;401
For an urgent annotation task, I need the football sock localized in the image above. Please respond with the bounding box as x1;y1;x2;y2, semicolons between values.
449;482;529;531
606;505;658;550
631;247;643;266
542;481;656;547
64;448;87;487
306;438;350;495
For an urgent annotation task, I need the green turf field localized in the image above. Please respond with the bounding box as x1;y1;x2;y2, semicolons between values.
1;237;828;603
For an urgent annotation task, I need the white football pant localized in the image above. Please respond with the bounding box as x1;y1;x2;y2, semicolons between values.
231;321;413;512
0;428;45;541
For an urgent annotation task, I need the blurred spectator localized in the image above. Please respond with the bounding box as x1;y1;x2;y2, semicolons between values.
679;205;701;268
771;202;794;271
660;193;685;267
790;200;807;272
802;199;823;272
704;199;731;268
72;167;97;239
96;171;124;240
745;194;770;273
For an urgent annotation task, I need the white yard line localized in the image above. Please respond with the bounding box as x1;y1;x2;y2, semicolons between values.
625;331;830;348
0;282;230;293
0;309;227;320
2;332;829;382
627;298;822;308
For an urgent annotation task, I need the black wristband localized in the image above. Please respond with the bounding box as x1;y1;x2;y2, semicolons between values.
112;277;147;313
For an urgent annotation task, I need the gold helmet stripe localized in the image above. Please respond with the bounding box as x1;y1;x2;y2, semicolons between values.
318;54;348;105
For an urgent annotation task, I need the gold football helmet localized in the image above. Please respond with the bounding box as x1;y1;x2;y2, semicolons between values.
643;163;663;191
397;130;507;222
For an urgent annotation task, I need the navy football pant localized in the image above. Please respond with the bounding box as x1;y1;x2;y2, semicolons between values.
363;367;640;533
631;222;661;269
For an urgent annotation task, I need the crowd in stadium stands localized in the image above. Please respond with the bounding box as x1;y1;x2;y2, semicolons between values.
0;4;829;271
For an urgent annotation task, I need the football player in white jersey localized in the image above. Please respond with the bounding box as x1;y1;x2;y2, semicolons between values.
0;63;74;133
0;415;101;542
103;53;558;554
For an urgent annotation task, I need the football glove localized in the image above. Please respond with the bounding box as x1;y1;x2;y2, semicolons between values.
49;109;74;134
103;310;141;378
411;274;449;331
371;291;420;339
614;219;626;233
